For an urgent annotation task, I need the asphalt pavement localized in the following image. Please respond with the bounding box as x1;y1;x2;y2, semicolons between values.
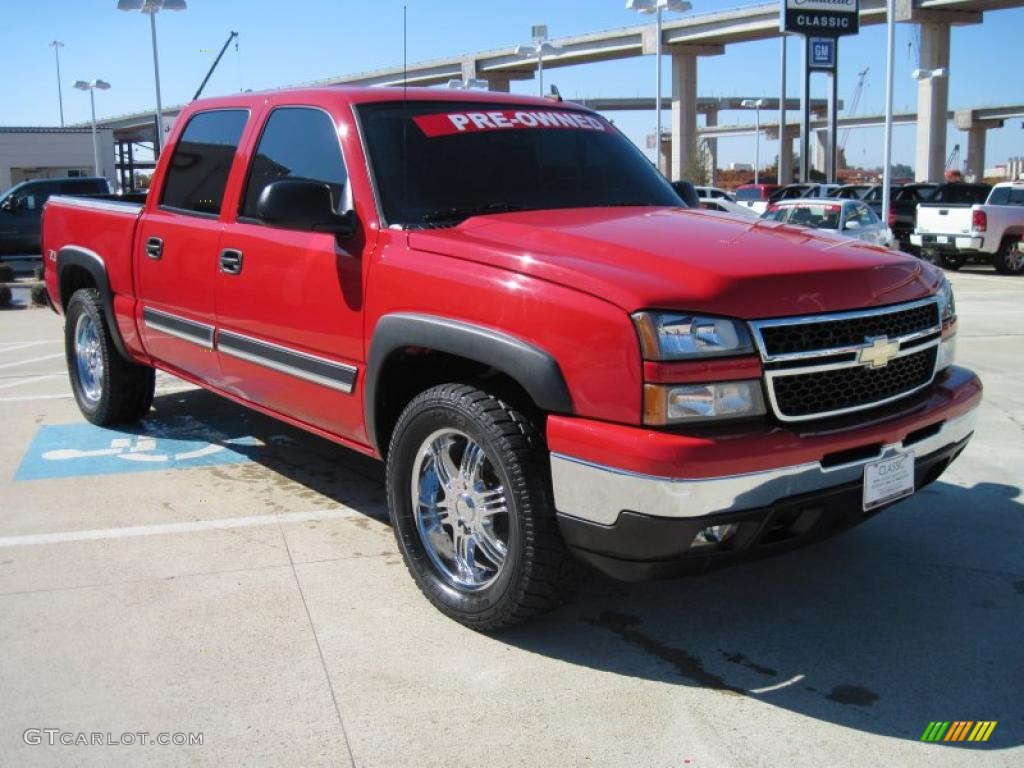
0;266;1021;768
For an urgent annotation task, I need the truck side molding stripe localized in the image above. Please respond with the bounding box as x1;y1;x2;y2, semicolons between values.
142;307;215;349
217;329;357;394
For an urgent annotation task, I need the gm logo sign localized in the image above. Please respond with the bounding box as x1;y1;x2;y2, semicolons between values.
809;36;836;69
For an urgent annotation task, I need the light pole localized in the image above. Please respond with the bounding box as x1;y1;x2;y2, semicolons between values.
741;98;765;184
627;0;692;177
515;25;561;97
74;79;112;177
117;0;187;154
881;0;895;232
49;41;66;127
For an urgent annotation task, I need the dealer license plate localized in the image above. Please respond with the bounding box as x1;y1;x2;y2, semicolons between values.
863;452;915;511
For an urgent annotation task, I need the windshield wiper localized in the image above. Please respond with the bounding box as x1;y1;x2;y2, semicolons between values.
420;203;527;225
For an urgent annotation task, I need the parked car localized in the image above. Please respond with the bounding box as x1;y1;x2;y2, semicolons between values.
734;183;781;213
693;185;735;202
42;86;979;629
830;184;872;200
911;180;1024;273
0;177;110;255
698;198;759;217
761;198;894;248
878;183;990;254
769;183;842;204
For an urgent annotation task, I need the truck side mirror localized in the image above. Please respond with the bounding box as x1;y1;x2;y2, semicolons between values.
844;220;861;230
256;180;356;238
670;180;700;208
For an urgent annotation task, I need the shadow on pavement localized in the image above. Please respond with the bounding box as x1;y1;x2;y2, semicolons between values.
499;479;1023;749
126;388;1022;748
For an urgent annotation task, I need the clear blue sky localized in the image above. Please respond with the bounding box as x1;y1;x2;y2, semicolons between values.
2;0;1022;173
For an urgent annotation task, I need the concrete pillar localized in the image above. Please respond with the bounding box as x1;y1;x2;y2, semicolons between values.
915;22;951;182
814;130;828;178
955;109;1003;182
659;138;672;179
670;52;697;182
779;125;794;185
485;78;510;93
704;107;718;185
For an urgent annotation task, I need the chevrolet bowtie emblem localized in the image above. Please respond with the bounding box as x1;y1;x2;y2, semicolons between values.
859;336;900;368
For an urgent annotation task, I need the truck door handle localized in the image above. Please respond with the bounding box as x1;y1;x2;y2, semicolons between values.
219;248;244;275
145;237;163;260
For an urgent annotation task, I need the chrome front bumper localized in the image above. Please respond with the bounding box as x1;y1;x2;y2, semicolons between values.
550;408;977;526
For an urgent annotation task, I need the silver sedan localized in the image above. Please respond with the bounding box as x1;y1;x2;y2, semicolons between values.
759;197;895;248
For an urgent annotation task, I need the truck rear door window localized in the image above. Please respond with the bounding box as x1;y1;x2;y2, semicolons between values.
240;107;348;220
160;109;249;215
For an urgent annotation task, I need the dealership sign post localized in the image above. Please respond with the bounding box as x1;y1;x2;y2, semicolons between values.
780;0;859;182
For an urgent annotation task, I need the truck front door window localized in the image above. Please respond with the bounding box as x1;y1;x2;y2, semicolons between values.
160;109;249;215
240;107;348;221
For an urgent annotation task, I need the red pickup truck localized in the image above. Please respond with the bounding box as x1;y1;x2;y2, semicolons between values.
43;86;981;630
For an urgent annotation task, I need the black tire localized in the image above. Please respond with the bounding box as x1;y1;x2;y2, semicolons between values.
941;254;964;271
994;237;1024;275
919;248;942;267
65;288;155;425
386;383;574;631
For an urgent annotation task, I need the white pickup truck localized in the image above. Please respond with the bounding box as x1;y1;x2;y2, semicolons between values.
911;180;1024;274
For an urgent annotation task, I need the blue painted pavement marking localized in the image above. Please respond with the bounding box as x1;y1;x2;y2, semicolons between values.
15;414;264;481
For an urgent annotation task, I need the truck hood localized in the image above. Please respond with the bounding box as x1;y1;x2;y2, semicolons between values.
408;207;940;319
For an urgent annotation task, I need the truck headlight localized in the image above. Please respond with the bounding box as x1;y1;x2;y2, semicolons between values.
936;278;956;371
632;312;754;360
936;277;956;323
643;381;766;425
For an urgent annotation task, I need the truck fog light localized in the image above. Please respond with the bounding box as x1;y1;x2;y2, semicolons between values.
644;380;766;425
936;335;956;371
692;523;739;548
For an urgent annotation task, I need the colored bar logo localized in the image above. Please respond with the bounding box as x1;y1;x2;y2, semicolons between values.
921;721;997;742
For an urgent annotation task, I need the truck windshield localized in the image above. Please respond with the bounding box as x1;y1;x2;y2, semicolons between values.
356;101;681;227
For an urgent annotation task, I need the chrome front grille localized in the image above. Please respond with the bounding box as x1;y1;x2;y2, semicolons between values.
750;299;943;422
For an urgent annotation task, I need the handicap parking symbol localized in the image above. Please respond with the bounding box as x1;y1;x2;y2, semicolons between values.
14;415;263;481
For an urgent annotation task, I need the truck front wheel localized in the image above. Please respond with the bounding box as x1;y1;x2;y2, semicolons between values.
385;383;573;630
994;237;1024;275
65;288;155;425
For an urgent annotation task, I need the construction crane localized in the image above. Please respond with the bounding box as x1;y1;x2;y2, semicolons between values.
839;67;869;152
192;31;239;102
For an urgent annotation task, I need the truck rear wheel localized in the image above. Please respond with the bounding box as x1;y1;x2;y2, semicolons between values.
994;237;1024;275
65;288;155;425
385;383;573;630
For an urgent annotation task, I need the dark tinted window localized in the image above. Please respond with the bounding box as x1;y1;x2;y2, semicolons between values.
989;186;1024;206
943;184;990;204
58;179;108;195
161;109;248;214
241;107;348;219
735;187;763;201
357;101;679;226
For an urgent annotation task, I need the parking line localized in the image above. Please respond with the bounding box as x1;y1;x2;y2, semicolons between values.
0;353;65;370
0;340;62;352
0;506;386;549
0;374;65;391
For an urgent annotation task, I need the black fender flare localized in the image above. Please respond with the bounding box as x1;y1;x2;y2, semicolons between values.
365;313;573;454
57;245;131;360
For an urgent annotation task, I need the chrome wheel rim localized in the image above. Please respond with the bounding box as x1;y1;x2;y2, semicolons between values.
1007;243;1024;273
411;428;509;591
74;313;103;404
